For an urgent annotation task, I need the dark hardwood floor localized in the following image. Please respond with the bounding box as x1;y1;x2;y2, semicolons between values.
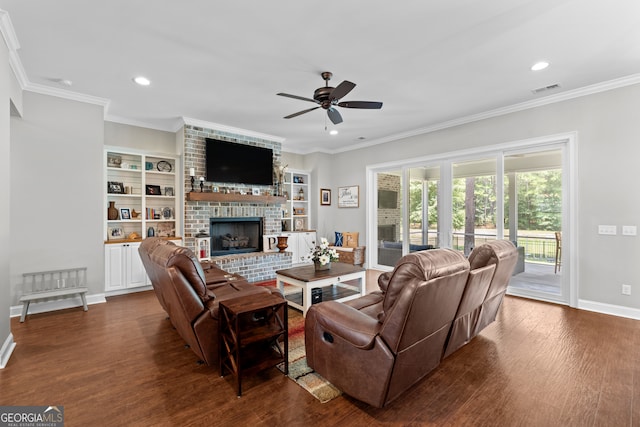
2;286;639;426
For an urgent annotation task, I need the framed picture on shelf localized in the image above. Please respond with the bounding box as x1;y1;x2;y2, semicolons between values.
338;185;359;208
164;187;174;196
295;218;305;231
107;227;124;241
252;188;260;196
157;222;175;237
120;208;131;220
107;181;125;194
107;155;122;168
320;188;331;206
145;184;162;195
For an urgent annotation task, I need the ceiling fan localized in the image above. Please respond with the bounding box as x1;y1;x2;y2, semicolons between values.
277;71;383;125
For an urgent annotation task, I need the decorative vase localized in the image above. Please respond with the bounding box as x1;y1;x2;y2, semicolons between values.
107;201;119;220
276;236;288;252
314;261;331;271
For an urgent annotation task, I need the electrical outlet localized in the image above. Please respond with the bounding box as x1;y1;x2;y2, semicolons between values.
598;225;617;235
622;284;631;295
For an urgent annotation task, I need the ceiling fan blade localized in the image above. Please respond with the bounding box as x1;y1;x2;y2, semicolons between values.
338;101;383;109
327;107;343;125
284;106;320;119
277;93;318;104
329;80;356;101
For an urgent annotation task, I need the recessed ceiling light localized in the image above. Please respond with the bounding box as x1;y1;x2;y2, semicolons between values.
329;130;338;135
531;61;549;71
133;76;151;86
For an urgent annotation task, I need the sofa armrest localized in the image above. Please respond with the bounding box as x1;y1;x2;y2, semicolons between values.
308;301;381;349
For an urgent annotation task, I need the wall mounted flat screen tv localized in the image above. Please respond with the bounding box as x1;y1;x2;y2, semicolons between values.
205;138;273;185
378;189;398;209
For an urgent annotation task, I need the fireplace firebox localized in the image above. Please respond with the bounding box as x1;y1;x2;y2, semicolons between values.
209;217;263;256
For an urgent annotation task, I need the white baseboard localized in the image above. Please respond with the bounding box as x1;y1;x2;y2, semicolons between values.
578;299;640;320
9;293;107;319
0;333;16;368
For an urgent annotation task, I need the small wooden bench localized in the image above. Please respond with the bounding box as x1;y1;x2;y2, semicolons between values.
20;267;89;322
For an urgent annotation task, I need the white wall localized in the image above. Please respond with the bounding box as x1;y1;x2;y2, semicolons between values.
318;83;640;310
9;91;105;304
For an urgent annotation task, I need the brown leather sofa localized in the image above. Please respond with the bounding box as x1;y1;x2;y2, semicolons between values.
139;238;282;366
442;240;518;358
305;241;518;407
305;248;471;408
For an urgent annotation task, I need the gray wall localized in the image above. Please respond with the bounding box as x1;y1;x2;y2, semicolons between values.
104;121;176;154
9;92;105;304
0;24;12;366
318;83;640;310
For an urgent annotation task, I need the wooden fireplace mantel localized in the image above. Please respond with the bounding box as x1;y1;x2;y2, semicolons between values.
186;192;286;204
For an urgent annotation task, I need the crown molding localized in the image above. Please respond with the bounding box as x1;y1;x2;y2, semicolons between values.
25;82;110;111
0;9;28;89
180;117;286;143
338;73;640;154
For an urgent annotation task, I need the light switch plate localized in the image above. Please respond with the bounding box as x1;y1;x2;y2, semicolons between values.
598;225;617;235
622;225;637;236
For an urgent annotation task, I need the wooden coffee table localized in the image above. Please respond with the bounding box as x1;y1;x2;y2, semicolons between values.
276;263;366;316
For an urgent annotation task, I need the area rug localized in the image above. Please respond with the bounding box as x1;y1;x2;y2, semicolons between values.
254;280;342;403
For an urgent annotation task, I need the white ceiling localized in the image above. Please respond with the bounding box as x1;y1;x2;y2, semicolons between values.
1;0;640;154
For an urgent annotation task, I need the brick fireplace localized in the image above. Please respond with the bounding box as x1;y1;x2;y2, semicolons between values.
182;122;291;281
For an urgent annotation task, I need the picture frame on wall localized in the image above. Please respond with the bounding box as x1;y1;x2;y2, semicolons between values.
338;185;359;208
320;188;331;206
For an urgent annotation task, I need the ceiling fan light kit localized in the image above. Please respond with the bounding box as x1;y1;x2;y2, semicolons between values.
278;71;383;125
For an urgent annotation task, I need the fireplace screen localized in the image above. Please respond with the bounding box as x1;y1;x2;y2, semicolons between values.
209;217;263;256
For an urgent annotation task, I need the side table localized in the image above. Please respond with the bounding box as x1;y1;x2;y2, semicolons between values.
219;292;288;397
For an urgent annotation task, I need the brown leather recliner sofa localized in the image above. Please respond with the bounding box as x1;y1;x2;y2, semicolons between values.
444;239;519;357
305;248;471;408
305;241;517;407
139;237;282;366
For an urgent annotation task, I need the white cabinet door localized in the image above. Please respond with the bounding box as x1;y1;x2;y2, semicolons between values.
297;231;316;264
126;242;148;288
105;244;126;291
280;232;298;262
105;242;149;291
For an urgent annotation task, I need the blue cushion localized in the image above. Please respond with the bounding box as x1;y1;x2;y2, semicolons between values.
334;232;343;247
383;241;402;249
409;244;431;251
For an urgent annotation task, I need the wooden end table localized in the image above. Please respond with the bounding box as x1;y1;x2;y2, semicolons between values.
276;263;366;316
219;292;288;397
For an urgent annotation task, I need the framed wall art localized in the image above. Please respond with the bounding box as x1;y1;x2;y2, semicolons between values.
338;185;359;208
320;188;331;206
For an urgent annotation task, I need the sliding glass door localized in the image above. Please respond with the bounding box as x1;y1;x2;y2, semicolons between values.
368;135;573;305
452;158;498;256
